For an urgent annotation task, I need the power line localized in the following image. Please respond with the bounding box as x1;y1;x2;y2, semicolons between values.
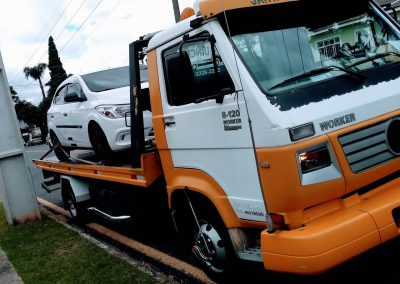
25;0;104;94
8;0;64;84
10;0;74;88
59;0;104;54
32;0;89;73
67;0;124;58
54;0;88;43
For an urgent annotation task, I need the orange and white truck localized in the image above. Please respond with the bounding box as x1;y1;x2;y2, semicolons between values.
35;0;400;276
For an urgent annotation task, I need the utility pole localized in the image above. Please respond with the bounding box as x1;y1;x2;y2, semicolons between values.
0;50;40;225
172;0;180;23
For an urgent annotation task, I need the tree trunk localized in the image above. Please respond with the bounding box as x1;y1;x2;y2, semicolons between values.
38;77;46;99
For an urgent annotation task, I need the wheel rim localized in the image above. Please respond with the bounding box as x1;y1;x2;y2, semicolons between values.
65;191;77;218
192;221;227;273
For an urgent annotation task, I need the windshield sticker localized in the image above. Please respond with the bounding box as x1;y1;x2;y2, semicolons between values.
320;113;356;131
222;109;242;131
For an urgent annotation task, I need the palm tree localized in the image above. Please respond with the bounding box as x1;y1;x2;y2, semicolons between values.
23;63;47;99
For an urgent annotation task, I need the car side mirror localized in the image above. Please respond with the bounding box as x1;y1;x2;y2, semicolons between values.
64;92;86;103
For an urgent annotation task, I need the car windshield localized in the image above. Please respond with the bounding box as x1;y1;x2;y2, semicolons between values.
81;65;148;92
226;1;400;95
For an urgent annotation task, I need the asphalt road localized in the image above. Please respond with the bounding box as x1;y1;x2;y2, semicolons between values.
25;143;63;207
24;143;400;283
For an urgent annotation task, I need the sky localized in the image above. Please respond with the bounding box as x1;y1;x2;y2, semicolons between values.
0;0;194;105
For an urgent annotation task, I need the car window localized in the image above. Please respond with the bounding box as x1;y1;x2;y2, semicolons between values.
54;85;68;105
81;65;148;92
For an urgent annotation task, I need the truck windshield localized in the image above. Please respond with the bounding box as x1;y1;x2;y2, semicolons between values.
223;1;400;109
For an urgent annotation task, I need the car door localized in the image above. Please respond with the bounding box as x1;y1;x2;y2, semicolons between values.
48;85;68;143
160;30;266;221
62;82;88;146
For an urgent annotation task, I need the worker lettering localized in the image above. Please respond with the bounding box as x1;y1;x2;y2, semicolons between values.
320;113;356;131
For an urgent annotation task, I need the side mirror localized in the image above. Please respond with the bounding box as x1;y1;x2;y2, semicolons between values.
64;92;86;103
164;51;197;106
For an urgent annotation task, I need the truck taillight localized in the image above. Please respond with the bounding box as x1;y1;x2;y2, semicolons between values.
298;147;331;174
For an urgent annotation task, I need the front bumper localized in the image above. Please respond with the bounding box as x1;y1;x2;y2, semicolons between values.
261;176;400;275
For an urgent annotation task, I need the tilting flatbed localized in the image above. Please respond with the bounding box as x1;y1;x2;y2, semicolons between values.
33;152;162;187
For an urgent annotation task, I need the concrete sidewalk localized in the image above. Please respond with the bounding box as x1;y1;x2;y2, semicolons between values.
0;247;23;283
0;193;23;283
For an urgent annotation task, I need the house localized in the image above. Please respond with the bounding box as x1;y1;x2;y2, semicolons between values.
376;0;400;21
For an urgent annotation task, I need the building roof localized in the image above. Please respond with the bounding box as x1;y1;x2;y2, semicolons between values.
376;0;400;9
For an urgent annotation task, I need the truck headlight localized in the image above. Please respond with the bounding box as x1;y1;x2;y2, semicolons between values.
298;147;331;174
95;105;130;119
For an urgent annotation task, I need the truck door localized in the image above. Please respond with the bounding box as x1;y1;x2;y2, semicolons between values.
160;30;266;222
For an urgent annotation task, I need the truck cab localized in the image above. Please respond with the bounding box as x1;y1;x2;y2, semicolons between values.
145;0;400;275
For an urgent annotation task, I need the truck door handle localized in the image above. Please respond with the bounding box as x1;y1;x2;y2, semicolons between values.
165;121;176;126
164;117;175;127
63;113;68;117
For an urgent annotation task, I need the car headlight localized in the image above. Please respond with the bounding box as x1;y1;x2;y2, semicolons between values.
95;105;130;119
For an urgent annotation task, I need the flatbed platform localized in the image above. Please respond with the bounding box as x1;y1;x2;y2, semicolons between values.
33;151;163;187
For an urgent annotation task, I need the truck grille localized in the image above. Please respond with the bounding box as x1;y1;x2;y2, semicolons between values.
338;118;397;173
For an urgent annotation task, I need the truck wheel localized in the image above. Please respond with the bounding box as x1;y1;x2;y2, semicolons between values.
89;123;112;159
62;183;86;223
50;132;70;162
175;195;237;280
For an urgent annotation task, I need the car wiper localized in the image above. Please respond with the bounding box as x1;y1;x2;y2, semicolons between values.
346;52;400;68
268;65;366;91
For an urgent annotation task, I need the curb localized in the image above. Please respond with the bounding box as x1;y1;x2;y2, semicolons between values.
0;248;23;284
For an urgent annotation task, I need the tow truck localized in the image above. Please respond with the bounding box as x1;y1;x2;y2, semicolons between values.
35;0;400;276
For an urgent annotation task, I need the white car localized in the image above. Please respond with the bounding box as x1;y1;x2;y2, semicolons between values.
47;65;152;161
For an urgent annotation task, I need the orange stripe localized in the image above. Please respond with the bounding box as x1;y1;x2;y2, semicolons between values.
199;0;299;19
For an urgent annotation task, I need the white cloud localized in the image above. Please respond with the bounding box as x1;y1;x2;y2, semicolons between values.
0;0;195;105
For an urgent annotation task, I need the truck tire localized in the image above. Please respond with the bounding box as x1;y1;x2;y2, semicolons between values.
174;193;237;280
50;132;70;162
62;182;87;223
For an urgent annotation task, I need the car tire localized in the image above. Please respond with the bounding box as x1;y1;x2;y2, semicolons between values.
50;131;70;162
89;122;112;159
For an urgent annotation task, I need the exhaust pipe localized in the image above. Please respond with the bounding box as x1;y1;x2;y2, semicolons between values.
87;207;131;223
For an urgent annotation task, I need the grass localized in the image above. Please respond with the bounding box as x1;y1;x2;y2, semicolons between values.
0;204;160;284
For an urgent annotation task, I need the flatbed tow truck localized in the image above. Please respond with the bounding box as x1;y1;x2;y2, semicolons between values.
35;0;400;277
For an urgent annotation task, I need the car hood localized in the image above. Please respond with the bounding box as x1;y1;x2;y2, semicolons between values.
92;82;149;105
92;86;130;105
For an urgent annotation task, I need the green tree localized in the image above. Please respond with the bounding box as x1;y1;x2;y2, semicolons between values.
14;100;40;126
46;36;68;98
23;63;47;99
9;86;19;103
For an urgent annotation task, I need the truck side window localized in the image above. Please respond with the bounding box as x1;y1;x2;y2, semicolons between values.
163;33;234;106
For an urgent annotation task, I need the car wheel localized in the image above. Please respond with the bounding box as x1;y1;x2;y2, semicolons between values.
62;182;87;223
50;132;70;162
89;122;112;159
